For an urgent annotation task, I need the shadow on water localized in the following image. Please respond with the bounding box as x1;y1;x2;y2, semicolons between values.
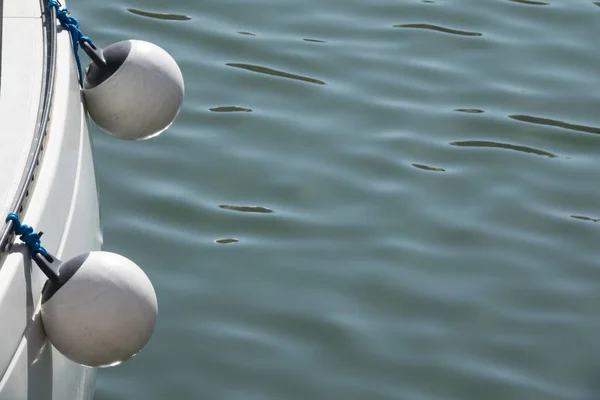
509;115;600;136
219;205;274;213
226;63;326;85
127;8;191;21
450;140;557;158
393;24;482;37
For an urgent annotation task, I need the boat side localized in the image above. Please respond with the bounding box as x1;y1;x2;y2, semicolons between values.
0;0;102;398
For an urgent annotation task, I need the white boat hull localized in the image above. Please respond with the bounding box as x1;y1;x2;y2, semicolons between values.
0;0;101;398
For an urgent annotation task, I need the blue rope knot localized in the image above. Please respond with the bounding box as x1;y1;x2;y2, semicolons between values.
5;213;48;257
48;0;93;85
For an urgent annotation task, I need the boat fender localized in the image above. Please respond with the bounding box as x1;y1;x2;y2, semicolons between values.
6;211;158;368
48;1;184;140
38;251;158;367
81;40;185;140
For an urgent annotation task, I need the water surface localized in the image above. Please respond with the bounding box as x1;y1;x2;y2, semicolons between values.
77;0;600;399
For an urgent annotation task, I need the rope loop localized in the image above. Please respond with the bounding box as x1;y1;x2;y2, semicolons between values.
5;213;48;257
48;0;93;85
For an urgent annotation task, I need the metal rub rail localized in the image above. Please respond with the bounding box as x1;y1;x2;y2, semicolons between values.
0;1;57;255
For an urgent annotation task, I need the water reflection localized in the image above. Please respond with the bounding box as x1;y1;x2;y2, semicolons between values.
214;238;240;244
209;106;252;112
455;109;484;114
226;63;326;85
393;24;482;37
412;163;445;172
509;115;600;135
238;32;256;36
126;8;191;21
219;205;274;213
450;140;557;158
571;215;600;223
509;0;549;5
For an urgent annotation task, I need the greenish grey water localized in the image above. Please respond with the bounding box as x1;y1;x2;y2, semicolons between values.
77;0;600;398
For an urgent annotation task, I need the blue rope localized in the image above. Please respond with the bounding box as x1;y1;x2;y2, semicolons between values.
48;0;93;85
5;213;48;257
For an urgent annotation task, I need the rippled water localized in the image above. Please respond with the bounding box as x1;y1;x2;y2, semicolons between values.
75;0;600;398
